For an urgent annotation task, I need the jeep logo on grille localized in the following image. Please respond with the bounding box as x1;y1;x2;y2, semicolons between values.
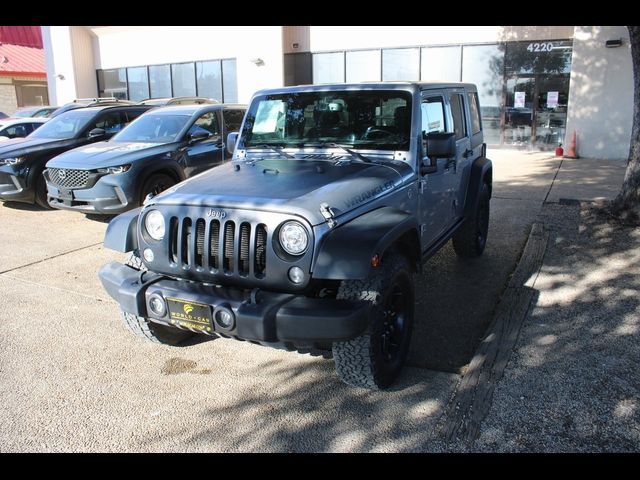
207;209;227;219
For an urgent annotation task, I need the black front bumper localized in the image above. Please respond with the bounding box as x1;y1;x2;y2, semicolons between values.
99;261;370;344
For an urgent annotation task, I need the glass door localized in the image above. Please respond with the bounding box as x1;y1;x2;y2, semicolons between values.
504;76;535;147
534;74;570;149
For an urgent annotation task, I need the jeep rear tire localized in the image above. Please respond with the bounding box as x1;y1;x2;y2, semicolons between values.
120;250;194;346
332;254;414;389
452;182;490;258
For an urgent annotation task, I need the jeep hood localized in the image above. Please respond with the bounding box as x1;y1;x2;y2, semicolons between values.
150;158;411;225
0;136;76;158
47;141;175;168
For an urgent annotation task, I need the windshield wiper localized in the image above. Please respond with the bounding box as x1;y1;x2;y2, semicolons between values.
304;142;372;164
246;143;295;159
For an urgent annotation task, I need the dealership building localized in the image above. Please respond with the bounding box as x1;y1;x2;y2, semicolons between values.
42;26;633;160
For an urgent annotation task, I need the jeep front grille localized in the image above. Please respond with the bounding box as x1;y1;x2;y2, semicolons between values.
48;168;90;189
169;216;267;278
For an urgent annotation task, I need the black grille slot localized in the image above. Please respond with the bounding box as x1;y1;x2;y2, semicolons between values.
169;217;179;264
195;219;206;268
48;168;90;189
181;218;192;266
209;220;220;270
255;224;267;277
223;221;235;273
239;223;251;275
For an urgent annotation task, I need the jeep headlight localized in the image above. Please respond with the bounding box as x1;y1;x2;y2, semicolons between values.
279;221;308;255
1;157;26;165
144;210;165;241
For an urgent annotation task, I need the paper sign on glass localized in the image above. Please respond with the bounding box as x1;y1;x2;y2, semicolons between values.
547;91;559;108
514;92;526;109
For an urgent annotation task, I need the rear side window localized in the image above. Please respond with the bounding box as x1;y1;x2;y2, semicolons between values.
449;93;467;140
467;92;482;134
224;109;245;132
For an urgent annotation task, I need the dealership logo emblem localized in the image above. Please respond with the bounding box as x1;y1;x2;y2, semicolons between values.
58;170;66;180
207;209;227;219
183;304;194;315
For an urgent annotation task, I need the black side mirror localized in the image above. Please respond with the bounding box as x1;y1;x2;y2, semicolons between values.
425;132;456;158
88;128;106;139
188;130;211;144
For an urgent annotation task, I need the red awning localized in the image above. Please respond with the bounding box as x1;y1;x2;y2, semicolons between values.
0;43;46;77
0;26;43;48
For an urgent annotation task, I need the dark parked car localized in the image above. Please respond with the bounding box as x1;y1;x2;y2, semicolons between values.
0;117;47;141
11;106;59;118
139;97;218;106
0;104;151;208
45;103;246;214
49;97;136;119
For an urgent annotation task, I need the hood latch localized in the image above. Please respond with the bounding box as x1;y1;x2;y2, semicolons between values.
320;202;337;228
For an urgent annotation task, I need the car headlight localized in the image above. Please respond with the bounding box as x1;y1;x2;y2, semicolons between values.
144;210;165;241
97;164;131;174
279;221;309;255
1;157;26;165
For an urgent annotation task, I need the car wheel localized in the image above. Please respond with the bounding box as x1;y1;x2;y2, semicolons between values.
120;250;194;345
140;173;176;206
332;253;414;389
34;172;53;210
452;182;490;258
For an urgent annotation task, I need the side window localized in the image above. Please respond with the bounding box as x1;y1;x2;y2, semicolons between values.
449;93;467;140
188;112;219;137
223;109;245;132
91;111;126;134
421;96;446;135
123;109;147;126
5;125;28;138
467;92;482;135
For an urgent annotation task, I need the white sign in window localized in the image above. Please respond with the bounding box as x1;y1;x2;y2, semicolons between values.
514;91;526;109
547;91;559;109
253;100;284;133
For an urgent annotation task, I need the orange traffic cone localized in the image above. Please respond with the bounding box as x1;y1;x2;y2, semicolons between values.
565;130;578;159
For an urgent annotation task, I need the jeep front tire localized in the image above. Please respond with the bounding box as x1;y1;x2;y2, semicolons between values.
332;254;414;389
120;250;194;345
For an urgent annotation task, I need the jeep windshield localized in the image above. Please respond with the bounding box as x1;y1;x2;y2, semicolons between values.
241;90;412;152
112;113;191;143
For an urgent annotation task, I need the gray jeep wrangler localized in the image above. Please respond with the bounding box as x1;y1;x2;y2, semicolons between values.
99;82;492;390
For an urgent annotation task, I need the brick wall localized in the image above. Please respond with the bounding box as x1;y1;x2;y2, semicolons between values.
0;82;18;117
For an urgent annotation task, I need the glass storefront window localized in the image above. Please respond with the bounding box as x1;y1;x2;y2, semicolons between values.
127;66;149;102
421;46;461;82
196;60;222;101
346;50;381;82
462;44;505;145
313;52;345;84
149;64;171;98
97;68;127;100
382;48;420;81
505;40;573;75
222;59;238;103
171;62;196;97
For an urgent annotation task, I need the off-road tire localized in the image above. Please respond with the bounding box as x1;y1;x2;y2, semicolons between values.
452;182;490;258
120;250;194;345
139;173;176;206
34;173;53;209
332;254;414;389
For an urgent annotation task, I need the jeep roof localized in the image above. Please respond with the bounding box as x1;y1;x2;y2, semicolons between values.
251;81;478;96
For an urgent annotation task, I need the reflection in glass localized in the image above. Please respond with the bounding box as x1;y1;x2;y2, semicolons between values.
462;44;505;145
127;67;149;102
421;46;461;82
222;59;238;103
505;40;573;75
346;50;381;82
196;60;222;101
534;75;570;148
504;77;534;146
312;52;345;84
171;63;196;97
98;68;128;100
149;64;171;98
382;48;419;81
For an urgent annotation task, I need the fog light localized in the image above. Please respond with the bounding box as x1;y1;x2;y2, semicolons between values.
288;266;305;284
213;305;235;330
143;248;154;262
148;294;166;317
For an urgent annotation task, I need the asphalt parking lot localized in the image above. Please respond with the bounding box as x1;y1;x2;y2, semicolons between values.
0;150;565;452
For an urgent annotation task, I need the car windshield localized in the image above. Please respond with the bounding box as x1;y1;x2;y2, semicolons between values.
29;110;95;139
240;90;412;152
111;113;191;143
12;107;41;118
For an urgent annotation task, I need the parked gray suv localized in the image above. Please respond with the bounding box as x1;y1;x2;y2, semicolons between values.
98;82;493;389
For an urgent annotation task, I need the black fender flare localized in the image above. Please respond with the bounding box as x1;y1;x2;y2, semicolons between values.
103;207;142;253
463;156;493;217
313;206;419;280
